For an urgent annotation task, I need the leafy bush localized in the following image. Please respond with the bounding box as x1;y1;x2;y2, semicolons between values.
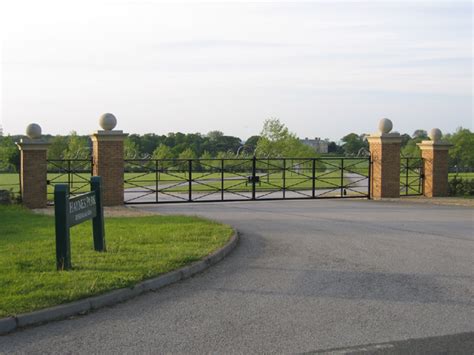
0;190;13;205
448;176;474;196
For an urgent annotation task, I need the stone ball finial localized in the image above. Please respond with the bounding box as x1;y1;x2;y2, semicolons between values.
26;123;42;139
99;113;117;131
429;128;442;142
378;118;393;134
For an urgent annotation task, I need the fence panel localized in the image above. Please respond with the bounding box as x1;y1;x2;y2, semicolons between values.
400;157;423;196
124;157;370;204
47;159;94;203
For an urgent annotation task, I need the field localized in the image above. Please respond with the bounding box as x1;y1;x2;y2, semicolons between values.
0;173;20;195
449;172;474;179
0;205;232;317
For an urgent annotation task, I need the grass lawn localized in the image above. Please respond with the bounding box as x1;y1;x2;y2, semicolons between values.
0;205;233;317
449;172;474;179
0;173;20;194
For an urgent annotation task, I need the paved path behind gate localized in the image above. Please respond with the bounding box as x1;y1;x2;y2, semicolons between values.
1;200;473;353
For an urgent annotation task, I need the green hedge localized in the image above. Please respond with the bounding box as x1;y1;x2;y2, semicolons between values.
448;176;474;196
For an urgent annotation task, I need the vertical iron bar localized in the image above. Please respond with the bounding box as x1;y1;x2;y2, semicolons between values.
188;160;192;201
405;158;409;196
419;158;423;195
340;158;344;197
252;156;256;200
221;159;224;201
155;160;159;203
283;158;286;198
312;158;316;198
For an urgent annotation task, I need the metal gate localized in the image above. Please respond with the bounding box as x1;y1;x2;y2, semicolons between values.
124;156;370;204
46;159;94;204
400;157;423;196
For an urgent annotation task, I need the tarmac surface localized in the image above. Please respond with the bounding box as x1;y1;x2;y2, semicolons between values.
1;199;473;354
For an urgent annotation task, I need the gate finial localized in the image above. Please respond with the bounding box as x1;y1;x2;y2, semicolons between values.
378;118;393;134
428;128;442;142
26;123;42;139
99;113;117;131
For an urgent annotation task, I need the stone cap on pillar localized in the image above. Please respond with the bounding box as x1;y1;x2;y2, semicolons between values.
90;113;128;141
367;118;402;144
90;130;129;142
417;128;452;151
16;123;50;150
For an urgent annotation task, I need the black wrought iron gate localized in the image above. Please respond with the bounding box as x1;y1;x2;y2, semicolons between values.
46;159;94;204
400;157;423;196
124;156;370;204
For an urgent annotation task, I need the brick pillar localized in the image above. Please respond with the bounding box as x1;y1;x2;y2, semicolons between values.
417;129;452;197
16;124;50;208
90;114;127;206
367;119;402;199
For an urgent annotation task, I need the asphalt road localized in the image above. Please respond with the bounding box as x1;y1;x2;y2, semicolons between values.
1;199;473;354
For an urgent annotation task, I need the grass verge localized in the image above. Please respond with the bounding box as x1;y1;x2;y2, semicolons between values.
0;205;233;317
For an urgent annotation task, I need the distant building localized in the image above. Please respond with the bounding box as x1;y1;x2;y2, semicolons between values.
300;137;329;154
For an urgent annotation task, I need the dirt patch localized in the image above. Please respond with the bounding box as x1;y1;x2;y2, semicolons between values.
32;206;160;217
382;196;474;208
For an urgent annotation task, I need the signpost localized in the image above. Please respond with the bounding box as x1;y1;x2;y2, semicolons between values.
54;176;105;270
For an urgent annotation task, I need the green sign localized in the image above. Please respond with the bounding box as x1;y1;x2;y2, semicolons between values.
54;176;105;271
68;191;97;227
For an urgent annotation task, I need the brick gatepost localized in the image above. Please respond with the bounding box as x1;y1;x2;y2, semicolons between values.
417;128;452;197
90;113;128;206
367;118;402;199
16;123;50;208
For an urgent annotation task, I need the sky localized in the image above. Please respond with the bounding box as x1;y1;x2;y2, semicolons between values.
0;0;472;141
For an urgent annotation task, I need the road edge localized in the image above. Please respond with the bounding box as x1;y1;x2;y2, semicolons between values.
0;230;239;336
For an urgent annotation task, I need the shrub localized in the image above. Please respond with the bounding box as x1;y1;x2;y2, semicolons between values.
448;176;474;196
0;190;12;205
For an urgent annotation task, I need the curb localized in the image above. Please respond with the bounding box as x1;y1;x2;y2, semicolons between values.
0;231;238;336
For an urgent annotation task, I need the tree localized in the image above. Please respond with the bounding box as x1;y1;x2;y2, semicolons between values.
255;119;316;158
401;139;421;157
200;151;213;160
400;133;411;147
140;133;163;155
178;148;197;160
48;136;68;159
447;127;474;170
327;141;343;154
152;144;175;171
412;129;428;139
341;133;367;156
244;135;260;154
0;136;19;171
207;130;224;142
124;137;140;158
153;144;174;160
63;131;90;159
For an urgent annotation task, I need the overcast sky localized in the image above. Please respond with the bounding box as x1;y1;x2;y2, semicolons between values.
0;0;472;141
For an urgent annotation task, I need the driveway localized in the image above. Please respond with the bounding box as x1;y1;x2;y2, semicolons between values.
1;199;473;353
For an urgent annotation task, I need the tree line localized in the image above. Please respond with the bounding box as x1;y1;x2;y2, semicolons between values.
1;120;472;172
